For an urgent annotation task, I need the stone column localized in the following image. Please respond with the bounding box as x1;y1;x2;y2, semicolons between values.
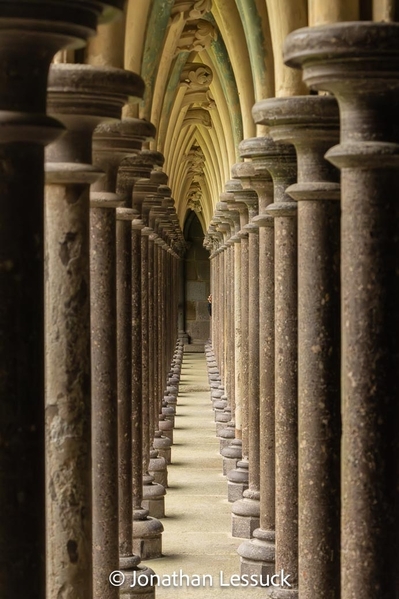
119;157;165;557
90;96;148;598
231;181;261;539
254;96;341;599
178;255;189;342
217;202;237;453
212;207;232;438
45;62;127;599
234;137;277;578
115;119;160;595
0;3;123;597
249;111;299;596
227;185;250;503
119;156;166;501
119;155;166;519
285;22;399;598
149;203;173;465
221;200;244;475
212;235;223;369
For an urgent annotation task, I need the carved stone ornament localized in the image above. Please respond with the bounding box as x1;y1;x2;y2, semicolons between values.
175;19;217;55
185;144;205;175
171;0;212;21
182;107;212;128
180;62;213;87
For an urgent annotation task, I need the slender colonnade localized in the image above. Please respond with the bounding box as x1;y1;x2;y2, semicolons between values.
0;2;398;599
206;15;399;599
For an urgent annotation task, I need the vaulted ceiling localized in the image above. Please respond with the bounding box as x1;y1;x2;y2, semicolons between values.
84;0;366;231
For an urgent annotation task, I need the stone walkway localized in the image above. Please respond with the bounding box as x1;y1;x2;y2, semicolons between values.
149;351;266;598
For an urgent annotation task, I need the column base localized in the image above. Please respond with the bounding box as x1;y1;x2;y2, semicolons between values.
222;439;242;475
268;588;298;599
227;460;249;502
153;433;172;464
210;381;221;390
231;496;260;538
119;559;156;598
165;393;177;410
237;529;275;579
149;453;168;488
142;474;166;518
158;416;173;443
219;425;235;452
132;516;164;560
161;405;175;425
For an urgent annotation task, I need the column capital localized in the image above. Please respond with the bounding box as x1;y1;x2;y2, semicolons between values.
0;1;124;145
283;23;399;171
231;163;259;220
284;22;399;97
253;96;340;203
134;181;161;221
250;105;298;217
119;149;163;188
93;119;146;173
47;63;125;184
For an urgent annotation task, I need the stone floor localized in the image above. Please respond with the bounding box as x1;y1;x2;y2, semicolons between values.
149;351;266;598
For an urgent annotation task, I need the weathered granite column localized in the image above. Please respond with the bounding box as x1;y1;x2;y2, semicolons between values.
212;207;232;436
119;155;165;504
217;200;237;451
178;255;189;342
254;96;341;599
235;137;277;578
227;185;250;503
45;62;127;599
141;172;163;476
213;234;223;369
215;236;224;375
89;79;145;598
120;158;165;555
206;230;219;359
231;179;261;539
285;22;399;598
115;118;159;595
0;3;123;597
248;112;298;595
143;178;173;474
221;199;244;475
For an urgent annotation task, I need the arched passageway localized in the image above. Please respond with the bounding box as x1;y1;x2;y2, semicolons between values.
0;2;398;599
183;211;211;347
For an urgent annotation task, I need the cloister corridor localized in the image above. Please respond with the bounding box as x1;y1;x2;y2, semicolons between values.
150;351;266;599
1;1;399;599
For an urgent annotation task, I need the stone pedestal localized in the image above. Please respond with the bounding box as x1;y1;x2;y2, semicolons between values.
132;516;163;561
285;22;399;598
149;449;168;488
228;460;249;503
231;493;260;539
0;4;124;597
142;474;166;519
221;439;242;476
